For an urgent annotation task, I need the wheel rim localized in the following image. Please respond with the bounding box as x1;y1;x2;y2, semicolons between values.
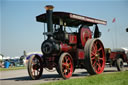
31;57;42;78
90;40;105;74
62;55;73;78
120;61;124;68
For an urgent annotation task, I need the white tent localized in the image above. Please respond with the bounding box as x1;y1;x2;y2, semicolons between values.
27;51;42;56
0;55;2;60
122;47;128;54
3;56;11;60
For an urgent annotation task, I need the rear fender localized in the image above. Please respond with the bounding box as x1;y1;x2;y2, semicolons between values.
26;54;43;60
116;54;124;62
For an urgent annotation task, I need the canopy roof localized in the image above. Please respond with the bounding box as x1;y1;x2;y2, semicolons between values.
36;11;107;27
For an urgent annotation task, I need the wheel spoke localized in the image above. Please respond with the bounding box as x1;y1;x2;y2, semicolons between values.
99;57;103;61
68;60;72;65
95;41;98;46
92;45;96;53
32;69;36;76
98;47;102;52
63;69;67;74
62;63;67;67
91;56;95;60
67;68;71;74
92;60;96;67
91;51;96;56
68;67;71;70
92;43;97;54
94;44;97;51
66;57;70;64
93;62;97;71
97;63;102;72
65;56;68;62
93;42;98;51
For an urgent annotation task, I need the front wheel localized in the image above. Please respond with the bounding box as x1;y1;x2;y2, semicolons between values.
116;58;124;71
58;53;73;79
84;39;106;75
27;55;43;80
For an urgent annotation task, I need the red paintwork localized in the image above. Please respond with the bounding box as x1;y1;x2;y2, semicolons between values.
60;43;72;52
47;56;55;61
90;40;105;74
80;28;92;47
109;52;116;60
77;49;85;59
44;57;56;70
110;52;128;62
69;34;77;44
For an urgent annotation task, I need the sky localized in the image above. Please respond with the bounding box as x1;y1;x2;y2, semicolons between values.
1;0;128;57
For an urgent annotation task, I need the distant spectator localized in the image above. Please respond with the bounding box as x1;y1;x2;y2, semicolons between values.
20;50;27;66
4;59;10;68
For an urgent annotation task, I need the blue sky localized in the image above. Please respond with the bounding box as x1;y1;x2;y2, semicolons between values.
1;0;128;57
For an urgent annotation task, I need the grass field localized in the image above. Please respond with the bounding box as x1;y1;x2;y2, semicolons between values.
0;66;26;71
38;71;128;85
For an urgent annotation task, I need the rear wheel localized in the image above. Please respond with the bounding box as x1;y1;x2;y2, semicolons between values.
27;55;43;80
116;58;124;71
84;39;105;75
58;53;73;79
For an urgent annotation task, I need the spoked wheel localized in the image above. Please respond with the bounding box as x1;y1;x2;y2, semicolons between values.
58;53;73;79
116;58;124;71
27;55;43;80
84;39;105;75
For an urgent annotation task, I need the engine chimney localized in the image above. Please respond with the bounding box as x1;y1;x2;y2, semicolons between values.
45;5;54;33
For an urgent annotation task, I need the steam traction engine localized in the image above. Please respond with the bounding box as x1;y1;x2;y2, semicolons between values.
27;5;107;80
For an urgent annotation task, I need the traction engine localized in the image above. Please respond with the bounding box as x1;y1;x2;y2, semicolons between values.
27;5;107;79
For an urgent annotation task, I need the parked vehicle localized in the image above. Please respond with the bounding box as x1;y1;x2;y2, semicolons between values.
9;59;21;67
105;48;128;71
27;5;107;80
